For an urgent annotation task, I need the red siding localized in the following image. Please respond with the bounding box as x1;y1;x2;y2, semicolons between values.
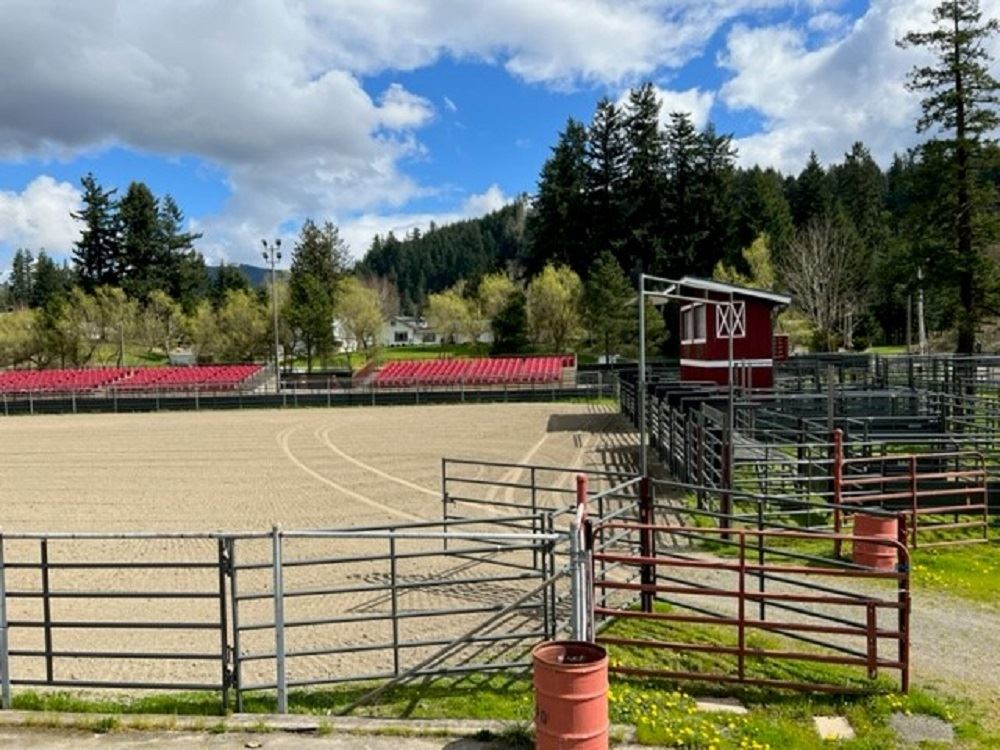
678;289;780;388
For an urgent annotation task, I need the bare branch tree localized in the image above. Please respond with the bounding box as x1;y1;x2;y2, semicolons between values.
780;217;865;351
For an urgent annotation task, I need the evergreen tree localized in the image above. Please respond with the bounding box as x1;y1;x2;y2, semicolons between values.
288;220;348;371
118;181;163;300
31;252;71;310
622;83;668;274
899;0;1000;352
789;152;835;226
585;98;628;263
583;251;633;362
9;249;34;309
71;173;120;290
291;220;349;290
158;195;208;307
491;291;530;355
733;168;794;268
526;118;589;276
212;264;251;305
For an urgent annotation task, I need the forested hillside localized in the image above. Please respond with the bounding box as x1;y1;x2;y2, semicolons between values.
358;202;529;313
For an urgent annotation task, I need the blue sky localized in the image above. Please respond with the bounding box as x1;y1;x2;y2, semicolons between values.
0;0;994;270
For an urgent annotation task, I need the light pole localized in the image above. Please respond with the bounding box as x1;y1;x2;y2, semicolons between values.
262;238;282;391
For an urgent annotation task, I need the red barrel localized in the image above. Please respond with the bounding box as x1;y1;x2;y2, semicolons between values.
853;514;899;571
533;641;608;750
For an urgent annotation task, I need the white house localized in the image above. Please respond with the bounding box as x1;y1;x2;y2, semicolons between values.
334;315;493;353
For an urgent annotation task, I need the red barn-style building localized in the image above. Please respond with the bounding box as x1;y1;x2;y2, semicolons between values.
676;277;791;389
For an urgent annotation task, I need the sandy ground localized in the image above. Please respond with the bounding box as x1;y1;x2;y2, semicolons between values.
0;403;638;695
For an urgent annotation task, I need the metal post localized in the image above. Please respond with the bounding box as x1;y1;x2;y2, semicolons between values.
639;477;654;614
40;540;53;683
229;538;243;712
569;519;586;641
0;532;10;709
737;531;746;681
271;525;287;713
909;455;919;549
217;539;231;712
832;428;844;558
639;274;647;477
389;535;400;676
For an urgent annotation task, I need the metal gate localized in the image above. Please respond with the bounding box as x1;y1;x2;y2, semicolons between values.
590;520;911;693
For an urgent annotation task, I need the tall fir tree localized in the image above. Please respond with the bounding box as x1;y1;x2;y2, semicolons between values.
9;249;34;309
158;194;207;307
899;0;1000;352
31;252;71;310
585;98;628;264
526;118;589;276
71;173;120;291
622;83;668;275
118;181;163;300
789;152;835;226
288;220;349;371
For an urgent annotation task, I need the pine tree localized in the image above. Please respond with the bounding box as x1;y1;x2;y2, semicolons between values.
288;220;349;371
9;249;34;309
583;251;633;362
622;83;668;275
733;168;794;268
585;98;628;264
31;252;71;310
789;152;835;226
118;181;163;300
899;0;1000;353
526;118;589;276
158;194;207;306
71;173;119;291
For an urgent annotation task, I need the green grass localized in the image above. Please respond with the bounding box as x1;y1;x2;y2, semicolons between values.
910;537;1000;606
8;596;998;748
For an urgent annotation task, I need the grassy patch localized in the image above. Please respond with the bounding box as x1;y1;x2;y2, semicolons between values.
909;538;1000;606
8;609;998;748
12;690;224;716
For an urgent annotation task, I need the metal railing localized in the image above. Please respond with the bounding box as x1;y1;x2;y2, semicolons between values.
0;516;565;714
592;522;911;693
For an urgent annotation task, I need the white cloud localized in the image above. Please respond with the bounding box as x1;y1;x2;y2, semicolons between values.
720;0;1000;171
0;1;896;262
619;86;716;129
0;176;82;255
443;96;458;113
807;12;848;33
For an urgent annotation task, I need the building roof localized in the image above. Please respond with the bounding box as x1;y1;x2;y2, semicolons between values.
678;276;791;307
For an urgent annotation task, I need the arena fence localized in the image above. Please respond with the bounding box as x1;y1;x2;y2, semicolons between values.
0;372;615;417
0;458;917;712
0;516;568;714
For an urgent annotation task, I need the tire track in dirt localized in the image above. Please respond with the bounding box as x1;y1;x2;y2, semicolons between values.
277;425;424;522
318;427;439;498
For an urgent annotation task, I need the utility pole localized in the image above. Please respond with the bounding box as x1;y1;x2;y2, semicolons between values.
262;239;282;392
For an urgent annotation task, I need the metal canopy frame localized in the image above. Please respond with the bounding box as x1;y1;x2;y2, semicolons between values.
638;273;736;477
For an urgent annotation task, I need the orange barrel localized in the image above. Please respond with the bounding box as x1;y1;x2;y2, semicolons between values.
852;514;899;571
533;641;609;750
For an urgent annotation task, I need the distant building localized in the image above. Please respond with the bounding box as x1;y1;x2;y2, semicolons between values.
383;316;439;347
334;315;493;353
676;277;791;389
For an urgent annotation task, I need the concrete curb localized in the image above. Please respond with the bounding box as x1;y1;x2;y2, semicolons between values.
0;710;637;743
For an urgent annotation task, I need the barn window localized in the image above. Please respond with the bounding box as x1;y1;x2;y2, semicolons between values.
693;304;706;341
716;301;746;339
682;305;706;344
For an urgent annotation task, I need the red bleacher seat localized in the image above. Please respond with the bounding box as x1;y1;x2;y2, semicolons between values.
372;355;568;388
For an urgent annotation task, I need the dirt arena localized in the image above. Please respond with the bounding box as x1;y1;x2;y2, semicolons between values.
1;402;629;532
0;402;636;695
